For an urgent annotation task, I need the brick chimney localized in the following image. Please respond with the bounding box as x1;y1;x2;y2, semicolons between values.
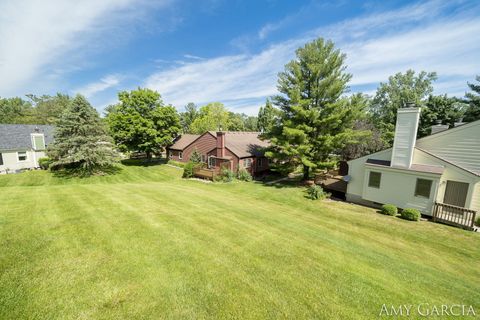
216;131;226;158
391;106;421;168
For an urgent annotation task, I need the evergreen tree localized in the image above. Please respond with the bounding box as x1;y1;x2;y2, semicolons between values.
48;95;118;174
180;102;198;133
418;95;466;137
464;75;480;122
267;38;365;179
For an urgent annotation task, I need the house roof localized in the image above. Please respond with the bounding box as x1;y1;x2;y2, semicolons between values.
168;134;200;150
366;158;444;175
0;124;55;151
349;119;480;177
209;131;270;158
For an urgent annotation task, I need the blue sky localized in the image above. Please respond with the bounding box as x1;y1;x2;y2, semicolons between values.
1;0;479;115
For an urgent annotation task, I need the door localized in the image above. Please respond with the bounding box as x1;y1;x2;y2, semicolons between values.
443;181;469;207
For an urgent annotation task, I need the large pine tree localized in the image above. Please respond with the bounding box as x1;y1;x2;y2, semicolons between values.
464;75;480;122
267;38;364;179
48;95;117;174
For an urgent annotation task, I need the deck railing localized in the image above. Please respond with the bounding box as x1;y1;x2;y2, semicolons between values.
432;202;477;231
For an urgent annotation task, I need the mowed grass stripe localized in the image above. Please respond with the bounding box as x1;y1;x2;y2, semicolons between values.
0;164;479;319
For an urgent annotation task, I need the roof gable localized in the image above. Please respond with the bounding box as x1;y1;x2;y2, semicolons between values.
168;134;201;150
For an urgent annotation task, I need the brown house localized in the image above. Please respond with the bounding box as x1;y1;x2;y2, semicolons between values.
167;131;270;175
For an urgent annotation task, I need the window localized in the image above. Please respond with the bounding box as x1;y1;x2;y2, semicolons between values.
0;153;3;166
208;156;215;168
244;158;252;168
201;155;206;163
18;151;27;162
32;134;45;150
368;171;381;188
179;152;183;160
257;158;263;168
415;178;432;198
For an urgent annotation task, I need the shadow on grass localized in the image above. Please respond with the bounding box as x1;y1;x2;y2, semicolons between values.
121;158;167;167
255;176;304;189
51;165;123;179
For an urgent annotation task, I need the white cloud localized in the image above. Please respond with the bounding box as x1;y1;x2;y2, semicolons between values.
144;0;480;115
0;0;172;97
74;74;121;98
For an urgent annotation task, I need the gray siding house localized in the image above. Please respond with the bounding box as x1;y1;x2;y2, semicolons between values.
0;124;55;173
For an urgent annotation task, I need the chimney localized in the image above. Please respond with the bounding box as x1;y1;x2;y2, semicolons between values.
430;120;449;134
454;117;466;127
216;131;226;158
391;107;421;168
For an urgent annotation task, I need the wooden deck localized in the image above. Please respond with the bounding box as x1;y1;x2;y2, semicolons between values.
432;202;477;231
193;167;216;180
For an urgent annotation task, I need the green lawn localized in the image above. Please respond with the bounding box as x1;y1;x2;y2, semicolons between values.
0;163;478;319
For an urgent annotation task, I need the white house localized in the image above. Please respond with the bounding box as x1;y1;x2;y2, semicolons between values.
0;124;55;173
346;108;479;228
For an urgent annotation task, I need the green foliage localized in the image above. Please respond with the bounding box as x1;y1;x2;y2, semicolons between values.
464;75;480;123
0;94;71;125
190;102;230;134
381;204;398;216
306;185;328;200
237;168;253;182
257;98;279;134
418;95;466;138
190;148;203;163
47;95;118;175
475;215;480;227
219;168;235;182
38;157;53;170
267;38;367;179
400;208;421;221
371;70;437;145
182;161;196;178
180;102;198;133
105;88;181;158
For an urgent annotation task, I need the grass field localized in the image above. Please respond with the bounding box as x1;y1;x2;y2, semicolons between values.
0;163;479;319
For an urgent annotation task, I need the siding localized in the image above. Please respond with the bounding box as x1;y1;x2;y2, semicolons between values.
416;121;480;175
413;149;480;210
0;150;45;173
346;149;392;197
181;133;217;163
469;182;480;213
362;166;440;214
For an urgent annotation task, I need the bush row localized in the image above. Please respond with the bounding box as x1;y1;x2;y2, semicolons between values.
380;204;421;221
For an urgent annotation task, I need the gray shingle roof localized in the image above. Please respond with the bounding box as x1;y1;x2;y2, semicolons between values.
168;134;200;150
0;124;55;151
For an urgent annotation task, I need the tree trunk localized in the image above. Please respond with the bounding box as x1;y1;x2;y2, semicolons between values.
303;165;310;180
146;151;152;160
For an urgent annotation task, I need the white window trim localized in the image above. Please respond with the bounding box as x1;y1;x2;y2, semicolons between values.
208;156;215;168
178;151;183;160
17;151;28;162
244;158;252;168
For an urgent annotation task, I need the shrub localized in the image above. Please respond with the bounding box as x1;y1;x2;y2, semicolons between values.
475;216;480;227
182;161;196;178
381;204;398;216
237;168;252;182
38;157;52;170
220;168;235;182
306;185;329;200
190;149;202;163
401;208;421;221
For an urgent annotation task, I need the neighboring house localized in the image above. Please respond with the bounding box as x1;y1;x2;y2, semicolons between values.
0;124;55;173
168;131;270;175
346;107;480;227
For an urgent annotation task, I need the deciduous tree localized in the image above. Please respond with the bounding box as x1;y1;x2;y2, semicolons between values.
105;88;181;158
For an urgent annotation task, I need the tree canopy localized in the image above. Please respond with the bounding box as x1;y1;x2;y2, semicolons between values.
47;95;117;175
105;88;181;158
464;75;480;122
371;70;437;144
189;102;231;134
